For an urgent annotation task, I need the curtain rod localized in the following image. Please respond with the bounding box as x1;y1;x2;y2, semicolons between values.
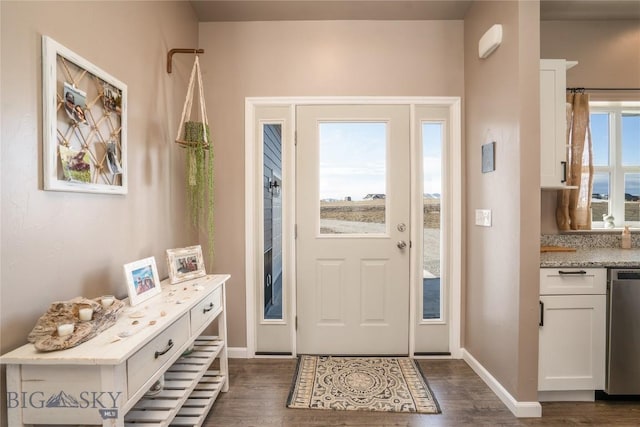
567;87;640;92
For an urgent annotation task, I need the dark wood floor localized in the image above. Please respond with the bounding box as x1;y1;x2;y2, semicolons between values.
204;358;640;426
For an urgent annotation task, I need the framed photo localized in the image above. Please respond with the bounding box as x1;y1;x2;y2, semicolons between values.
124;257;162;306
166;245;206;284
42;35;128;194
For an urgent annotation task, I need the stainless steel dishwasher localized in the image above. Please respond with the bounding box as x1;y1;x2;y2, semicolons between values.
606;269;640;395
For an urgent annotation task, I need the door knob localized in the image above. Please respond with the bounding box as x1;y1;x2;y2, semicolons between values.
397;240;407;249
397;223;406;232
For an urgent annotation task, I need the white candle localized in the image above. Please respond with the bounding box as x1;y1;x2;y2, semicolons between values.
79;308;93;321
101;295;115;308
57;323;74;337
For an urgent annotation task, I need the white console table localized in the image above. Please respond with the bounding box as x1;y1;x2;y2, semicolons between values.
1;274;230;427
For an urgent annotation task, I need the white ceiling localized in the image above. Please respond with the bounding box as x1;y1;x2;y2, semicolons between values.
190;0;640;22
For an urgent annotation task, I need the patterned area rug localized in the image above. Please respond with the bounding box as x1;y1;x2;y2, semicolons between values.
287;355;441;414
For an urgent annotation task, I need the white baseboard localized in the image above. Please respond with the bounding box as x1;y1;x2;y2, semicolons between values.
538;390;595;402
227;347;248;358
462;349;542;418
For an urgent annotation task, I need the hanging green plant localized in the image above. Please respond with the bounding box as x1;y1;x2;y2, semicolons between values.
175;56;214;264
183;121;214;261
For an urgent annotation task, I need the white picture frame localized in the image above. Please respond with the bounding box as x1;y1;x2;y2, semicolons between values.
42;35;128;194
124;257;162;306
166;245;207;284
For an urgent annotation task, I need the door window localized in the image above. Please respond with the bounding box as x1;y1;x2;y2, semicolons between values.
263;124;283;320
422;122;443;320
319;122;387;235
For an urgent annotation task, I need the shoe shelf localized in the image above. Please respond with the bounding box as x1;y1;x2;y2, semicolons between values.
125;336;226;427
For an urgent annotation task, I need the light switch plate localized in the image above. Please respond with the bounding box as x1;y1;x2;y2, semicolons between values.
475;209;492;227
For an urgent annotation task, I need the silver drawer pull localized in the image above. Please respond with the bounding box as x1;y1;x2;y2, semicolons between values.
203;302;214;313
154;339;174;359
558;270;587;275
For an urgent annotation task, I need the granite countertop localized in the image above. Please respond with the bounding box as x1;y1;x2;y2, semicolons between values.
540;233;640;268
540;247;640;268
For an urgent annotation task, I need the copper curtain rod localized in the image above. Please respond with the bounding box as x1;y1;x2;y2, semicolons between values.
167;48;205;74
567;87;640;92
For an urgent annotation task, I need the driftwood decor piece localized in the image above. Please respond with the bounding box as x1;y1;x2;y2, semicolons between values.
28;296;125;352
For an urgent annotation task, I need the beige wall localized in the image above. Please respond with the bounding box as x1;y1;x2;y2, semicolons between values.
463;1;540;401
198;20;465;347
1;2;198;423
542;20;640;98
540;20;640;233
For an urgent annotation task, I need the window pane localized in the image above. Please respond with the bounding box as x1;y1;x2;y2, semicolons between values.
591;113;609;166
592;172;610;222
622;113;640;166
624;173;640;222
422;123;442;320
264;124;282;320
319;122;387;234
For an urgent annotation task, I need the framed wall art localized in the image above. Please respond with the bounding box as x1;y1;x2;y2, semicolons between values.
42;35;128;194
166;245;206;284
481;141;495;173
124;257;162;306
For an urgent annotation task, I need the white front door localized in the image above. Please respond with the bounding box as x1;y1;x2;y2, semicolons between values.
296;104;411;355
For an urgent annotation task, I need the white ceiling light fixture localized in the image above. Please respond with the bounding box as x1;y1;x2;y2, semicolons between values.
478;24;503;59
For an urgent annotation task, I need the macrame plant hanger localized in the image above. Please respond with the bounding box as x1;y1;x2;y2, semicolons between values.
174;54;215;261
176;55;210;149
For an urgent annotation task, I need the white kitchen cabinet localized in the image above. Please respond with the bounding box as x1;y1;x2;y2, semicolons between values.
540;59;577;189
1;274;229;426
538;268;606;400
539;268;606;295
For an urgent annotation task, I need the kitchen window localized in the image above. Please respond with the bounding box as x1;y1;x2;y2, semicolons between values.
590;102;640;229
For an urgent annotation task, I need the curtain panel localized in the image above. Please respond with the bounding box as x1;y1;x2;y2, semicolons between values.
556;92;594;230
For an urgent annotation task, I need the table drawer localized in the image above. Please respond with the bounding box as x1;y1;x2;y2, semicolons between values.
190;285;222;335
540;268;606;295
127;314;189;397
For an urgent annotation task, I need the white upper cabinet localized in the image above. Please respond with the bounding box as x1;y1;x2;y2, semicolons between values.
540;59;577;189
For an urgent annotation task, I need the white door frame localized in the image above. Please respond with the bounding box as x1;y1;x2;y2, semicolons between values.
245;96;462;358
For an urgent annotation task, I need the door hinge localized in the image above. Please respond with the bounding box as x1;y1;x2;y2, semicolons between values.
295;316;298;330
294;131;297;146
294;224;298;239
409;240;412;248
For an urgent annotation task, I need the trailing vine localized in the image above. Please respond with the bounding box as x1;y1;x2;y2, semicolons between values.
184;121;214;264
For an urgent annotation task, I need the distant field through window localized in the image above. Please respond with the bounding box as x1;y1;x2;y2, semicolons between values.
318;122;387;235
422;122;443;321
